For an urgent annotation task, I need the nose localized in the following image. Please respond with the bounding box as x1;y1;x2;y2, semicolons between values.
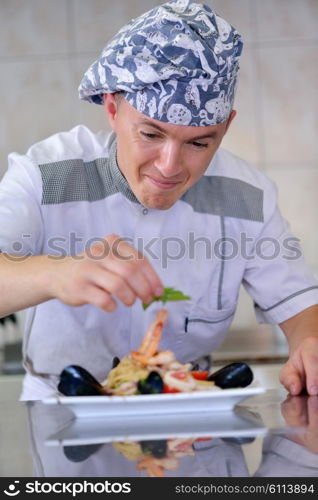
154;141;184;178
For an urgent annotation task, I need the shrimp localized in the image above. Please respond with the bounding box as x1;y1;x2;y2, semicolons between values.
130;309;168;365
136;457;165;477
136;455;179;477
147;350;175;365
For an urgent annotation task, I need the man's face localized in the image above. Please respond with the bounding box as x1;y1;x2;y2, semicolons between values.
104;95;236;210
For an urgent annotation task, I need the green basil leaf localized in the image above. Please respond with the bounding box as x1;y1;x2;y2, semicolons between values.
142;287;191;310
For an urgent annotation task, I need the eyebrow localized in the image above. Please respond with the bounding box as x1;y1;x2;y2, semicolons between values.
139;120;217;140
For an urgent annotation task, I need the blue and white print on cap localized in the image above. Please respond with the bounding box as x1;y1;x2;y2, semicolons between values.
78;0;243;126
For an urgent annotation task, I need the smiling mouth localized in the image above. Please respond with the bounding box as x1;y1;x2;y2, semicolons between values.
145;175;181;191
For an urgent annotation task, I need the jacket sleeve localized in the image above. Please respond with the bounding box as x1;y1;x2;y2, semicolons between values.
0;152;44;257
242;181;318;324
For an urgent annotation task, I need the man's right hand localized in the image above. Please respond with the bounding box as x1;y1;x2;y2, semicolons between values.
48;234;164;312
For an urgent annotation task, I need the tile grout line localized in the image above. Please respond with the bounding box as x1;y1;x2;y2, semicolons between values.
251;0;267;171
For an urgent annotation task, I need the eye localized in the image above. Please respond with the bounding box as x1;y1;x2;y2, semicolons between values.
191;141;208;149
140;131;159;139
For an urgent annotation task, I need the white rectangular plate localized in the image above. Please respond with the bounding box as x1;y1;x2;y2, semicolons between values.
45;406;266;446
43;386;265;419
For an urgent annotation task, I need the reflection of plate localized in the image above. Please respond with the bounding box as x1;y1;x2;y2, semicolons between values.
45;405;266;447
43;386;265;419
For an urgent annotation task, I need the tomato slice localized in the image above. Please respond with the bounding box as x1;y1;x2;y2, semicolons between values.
191;371;209;380
163;384;180;393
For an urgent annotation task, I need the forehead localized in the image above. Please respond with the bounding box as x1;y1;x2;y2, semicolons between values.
118;97;225;139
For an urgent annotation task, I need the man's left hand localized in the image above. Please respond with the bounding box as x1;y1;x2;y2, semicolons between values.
279;304;318;395
279;336;318;395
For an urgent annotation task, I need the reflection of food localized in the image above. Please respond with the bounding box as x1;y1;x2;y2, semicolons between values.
113;438;197;477
103;309;219;396
113;442;144;461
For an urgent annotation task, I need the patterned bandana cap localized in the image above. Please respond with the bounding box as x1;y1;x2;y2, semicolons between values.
78;0;243;126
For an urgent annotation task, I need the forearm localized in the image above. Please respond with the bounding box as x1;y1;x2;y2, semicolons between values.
0;253;55;316
279;304;318;353
0;235;164;317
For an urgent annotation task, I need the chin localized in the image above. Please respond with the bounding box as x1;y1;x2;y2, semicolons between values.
141;194;177;211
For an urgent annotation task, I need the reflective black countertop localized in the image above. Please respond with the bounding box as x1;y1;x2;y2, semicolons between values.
1;387;318;478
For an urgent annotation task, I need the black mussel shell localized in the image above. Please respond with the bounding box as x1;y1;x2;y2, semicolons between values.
112;356;121;368
63;444;103;462
137;371;164;394
140;439;167;459
221;436;256;445
0;313;17;325
207;362;253;389
58;365;105;396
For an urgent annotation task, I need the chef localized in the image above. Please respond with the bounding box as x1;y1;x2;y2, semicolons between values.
0;0;317;400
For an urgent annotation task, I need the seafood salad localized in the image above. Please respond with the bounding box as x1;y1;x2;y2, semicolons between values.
58;309;253;397
102;309;219;396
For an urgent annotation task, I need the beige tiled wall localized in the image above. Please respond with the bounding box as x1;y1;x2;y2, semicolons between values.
1;0;317;331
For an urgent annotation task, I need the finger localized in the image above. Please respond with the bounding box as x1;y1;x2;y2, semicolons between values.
84;284;117;312
301;344;318;396
90;268;137;307
279;363;303;395
138;255;164;297
88;236;158;302
281;396;308;427
307;396;318;429
105;235;164;297
103;258;153;303
86;237;153;303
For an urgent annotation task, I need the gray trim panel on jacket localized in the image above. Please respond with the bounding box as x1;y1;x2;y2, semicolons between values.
38;142;264;222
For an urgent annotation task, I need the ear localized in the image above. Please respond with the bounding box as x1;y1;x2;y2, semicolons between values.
224;109;236;134
103;93;119;130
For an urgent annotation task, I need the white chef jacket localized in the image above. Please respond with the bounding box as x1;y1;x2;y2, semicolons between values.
255;435;318;477
1;125;318;398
